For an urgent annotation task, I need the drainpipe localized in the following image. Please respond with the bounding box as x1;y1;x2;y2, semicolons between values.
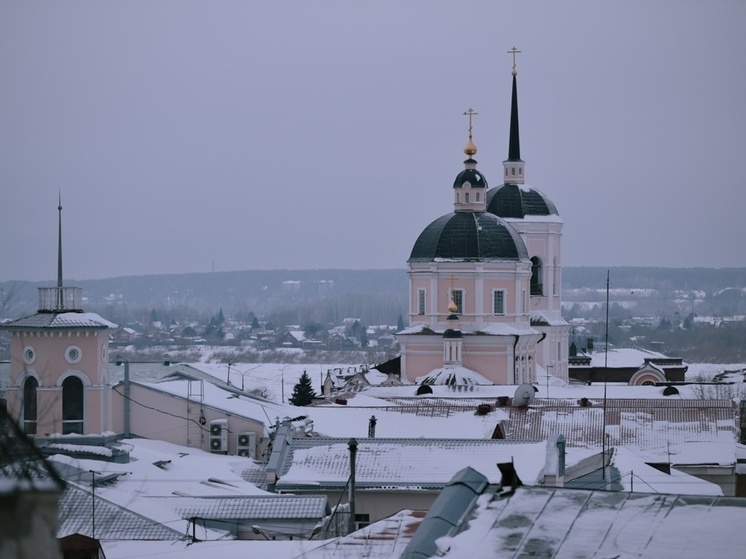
512;335;519;384
124;360;130;438
348;438;358;534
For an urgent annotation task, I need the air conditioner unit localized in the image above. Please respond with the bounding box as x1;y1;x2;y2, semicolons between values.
237;432;257;458
209;419;228;454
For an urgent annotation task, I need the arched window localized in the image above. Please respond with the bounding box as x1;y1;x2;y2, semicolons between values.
23;377;38;435
475;192;480;202
530;257;543;296
465;192;470;204
62;376;84;434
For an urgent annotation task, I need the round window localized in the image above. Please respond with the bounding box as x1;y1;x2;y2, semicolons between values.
65;345;83;364
101;344;108;362
23;346;36;365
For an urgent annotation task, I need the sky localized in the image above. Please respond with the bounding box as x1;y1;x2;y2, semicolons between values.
1;1;745;282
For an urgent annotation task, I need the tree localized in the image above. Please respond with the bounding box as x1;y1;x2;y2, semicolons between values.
397;314;405;332
289;370;316;406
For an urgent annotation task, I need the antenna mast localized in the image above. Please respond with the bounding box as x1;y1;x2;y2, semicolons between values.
602;270;610;481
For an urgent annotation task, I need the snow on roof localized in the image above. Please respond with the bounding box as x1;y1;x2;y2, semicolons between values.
437;485;746;559
586;346;677;368
275;439;549;488
416;366;493;385
133;378;295;425
2;311;117;329
610;447;723;495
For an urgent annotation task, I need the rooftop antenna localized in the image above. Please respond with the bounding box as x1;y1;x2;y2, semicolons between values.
602;270;610;481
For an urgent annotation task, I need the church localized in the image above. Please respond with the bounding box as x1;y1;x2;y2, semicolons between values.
396;52;570;386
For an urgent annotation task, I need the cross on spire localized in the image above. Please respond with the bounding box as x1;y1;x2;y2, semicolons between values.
507;46;522;76
463;108;478;139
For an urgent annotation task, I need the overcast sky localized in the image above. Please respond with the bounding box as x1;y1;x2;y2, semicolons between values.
1;1;744;282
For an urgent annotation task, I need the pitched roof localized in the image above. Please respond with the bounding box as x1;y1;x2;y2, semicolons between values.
273;438;548;490
438;485;746;559
1;311;116;330
58;484;185;540
167;494;328;521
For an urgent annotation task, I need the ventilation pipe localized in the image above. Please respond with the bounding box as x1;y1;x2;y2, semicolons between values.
348;438;358;534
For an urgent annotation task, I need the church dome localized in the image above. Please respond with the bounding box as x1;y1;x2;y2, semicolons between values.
485;184;559;218
453;160;488;190
409;211;528;262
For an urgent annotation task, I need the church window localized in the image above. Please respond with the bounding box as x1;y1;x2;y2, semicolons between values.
475;192;480;202
418;289;426;315
493;290;505;315
23;346;36;365
65;345;82;364
62;376;84;434
505;168;508;177
519;168;522;175
465;192;469;203
452;289;463;314
512;167;516;176
23;376;38;435
522;289;527;314
530;257;543;296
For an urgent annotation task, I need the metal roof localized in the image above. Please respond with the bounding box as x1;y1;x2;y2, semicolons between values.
409;211;528;262
486;183;559;218
1;311;115;330
167;494;328;520
58;484;185;540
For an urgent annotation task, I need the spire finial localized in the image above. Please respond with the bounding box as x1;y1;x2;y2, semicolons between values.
507;46;522;76
463;108;478;156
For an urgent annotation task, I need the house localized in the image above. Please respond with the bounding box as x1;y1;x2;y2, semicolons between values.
569;346;688;385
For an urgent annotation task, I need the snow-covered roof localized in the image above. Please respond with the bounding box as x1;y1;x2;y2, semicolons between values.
274;438;549;489
416;366;492;385
436;484;746;558
1;311;117;330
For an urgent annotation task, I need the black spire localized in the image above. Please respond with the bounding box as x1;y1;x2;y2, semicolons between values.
507;74;522;162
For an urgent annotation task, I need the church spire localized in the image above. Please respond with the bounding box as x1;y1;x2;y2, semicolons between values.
503;47;525;185
56;192;64;308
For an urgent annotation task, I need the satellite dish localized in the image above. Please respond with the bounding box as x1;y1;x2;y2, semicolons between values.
513;384;536;407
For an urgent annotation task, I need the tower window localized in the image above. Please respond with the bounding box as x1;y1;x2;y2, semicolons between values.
530;257;543;296
62;376;85;434
519;168;522;175
23;376;38;435
465;192;469;203
452;289;463;314
512;167;516;176
418;289;426;315
493;290;505;315
475;192;480;202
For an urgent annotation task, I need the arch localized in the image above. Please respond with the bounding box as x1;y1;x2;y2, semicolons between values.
22;376;38;435
465;192;470;204
62;376;85;434
15;369;42;388
56;370;92;387
629;368;666;386
530;256;543;296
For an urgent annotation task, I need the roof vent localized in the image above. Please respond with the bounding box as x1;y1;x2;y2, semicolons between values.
475;404;492;416
497;396;510;407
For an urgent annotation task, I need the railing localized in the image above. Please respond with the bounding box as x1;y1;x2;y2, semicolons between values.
38;286;83;312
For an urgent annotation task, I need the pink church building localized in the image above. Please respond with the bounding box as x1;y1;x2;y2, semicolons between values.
396;61;569;386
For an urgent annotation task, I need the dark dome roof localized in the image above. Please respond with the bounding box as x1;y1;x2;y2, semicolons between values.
453;160;488;189
443;328;463;339
485;184;558;218
409;212;528;262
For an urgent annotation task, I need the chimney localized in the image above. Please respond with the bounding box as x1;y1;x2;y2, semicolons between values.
368;415;377;438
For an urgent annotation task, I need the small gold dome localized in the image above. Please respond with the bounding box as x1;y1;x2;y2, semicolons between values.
463;138;477;156
448;298;458;314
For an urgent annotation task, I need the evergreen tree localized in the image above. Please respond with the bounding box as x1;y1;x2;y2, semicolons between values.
217;308;225;324
397;314;405;332
289;370;316;406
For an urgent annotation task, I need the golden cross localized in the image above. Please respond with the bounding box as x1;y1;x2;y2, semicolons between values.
463;108;478;139
507;46;522;75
